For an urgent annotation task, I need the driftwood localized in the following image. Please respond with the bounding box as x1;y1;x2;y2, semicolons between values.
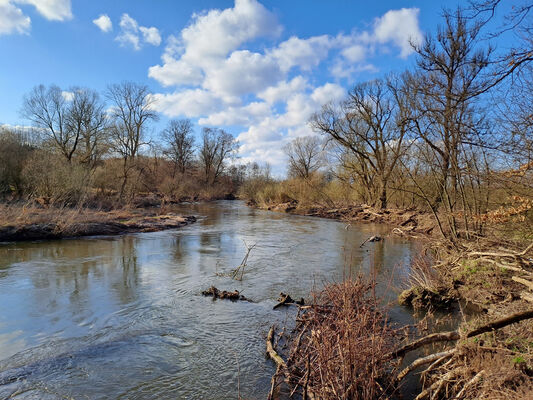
201;286;249;301
266;326;289;400
273;293;305;309
266;326;286;368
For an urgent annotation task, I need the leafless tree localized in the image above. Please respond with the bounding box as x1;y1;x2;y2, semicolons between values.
285;136;324;179
402;8;494;239
22;85;108;166
311;78;408;209
67;88;108;168
199;128;237;185
161;119;195;177
106;82;158;199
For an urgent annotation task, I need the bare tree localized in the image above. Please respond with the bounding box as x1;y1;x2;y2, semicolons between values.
311;78;408;209
403;8;494;239
67;88;108;168
22;85;108;166
161;119;195;177
106;82;158;200
199;128;237;185
285;136;324;179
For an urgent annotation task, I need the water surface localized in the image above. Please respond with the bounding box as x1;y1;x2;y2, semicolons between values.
0;201;420;399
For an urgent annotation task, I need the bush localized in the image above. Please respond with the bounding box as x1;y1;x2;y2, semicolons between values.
22;151;90;205
0;129;33;195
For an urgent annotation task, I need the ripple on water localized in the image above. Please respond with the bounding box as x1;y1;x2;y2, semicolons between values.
0;201;420;399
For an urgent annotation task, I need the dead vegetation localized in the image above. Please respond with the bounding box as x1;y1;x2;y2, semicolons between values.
0;203;196;241
267;277;399;400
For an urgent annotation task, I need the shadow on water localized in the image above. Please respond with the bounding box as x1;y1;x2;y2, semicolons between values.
0;201;427;399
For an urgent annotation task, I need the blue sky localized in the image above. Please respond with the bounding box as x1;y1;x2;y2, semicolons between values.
0;0;519;172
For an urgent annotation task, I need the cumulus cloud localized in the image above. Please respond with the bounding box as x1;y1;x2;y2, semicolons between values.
374;8;423;58
0;0;31;35
0;0;71;35
148;1;422;172
115;13;161;50
93;14;112;33
15;0;72;21
140;26;161;46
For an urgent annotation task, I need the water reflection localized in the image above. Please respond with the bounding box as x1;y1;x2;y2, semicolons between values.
0;201;419;399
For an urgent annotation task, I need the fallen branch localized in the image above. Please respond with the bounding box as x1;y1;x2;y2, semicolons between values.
266;326;286;369
396;350;455;383
390;309;533;359
512;276;533;291
454;370;485;399
521;291;533;303
389;331;460;359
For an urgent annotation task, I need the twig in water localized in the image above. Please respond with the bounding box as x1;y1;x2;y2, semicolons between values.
231;240;257;280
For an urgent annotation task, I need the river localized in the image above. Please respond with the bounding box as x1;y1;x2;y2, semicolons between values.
0;201;421;399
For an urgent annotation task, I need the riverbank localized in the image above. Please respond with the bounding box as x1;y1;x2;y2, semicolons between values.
0;204;196;242
253;200;533;398
250;200;436;237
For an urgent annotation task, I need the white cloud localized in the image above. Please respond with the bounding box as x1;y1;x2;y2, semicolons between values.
180;0;281;63
199;101;271;126
61;90;74;101
203;50;282;98
148;2;423;173
115;13;161;50
258;76;309;104
374;8;422;58
151;89;223;118
15;0;72;21
270;35;333;72
93;14;112;33
0;0;31;35
140;26;161;46
341;44;366;63
0;0;71;35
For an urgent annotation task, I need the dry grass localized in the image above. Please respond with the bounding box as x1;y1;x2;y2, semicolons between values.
419;315;533;400
0;203;131;228
281;277;399;400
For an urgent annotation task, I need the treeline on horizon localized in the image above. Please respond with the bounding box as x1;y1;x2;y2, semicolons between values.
243;6;533;243
1;5;532;243
0;80;253;208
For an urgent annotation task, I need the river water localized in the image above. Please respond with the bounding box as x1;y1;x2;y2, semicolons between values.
0;201;421;399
